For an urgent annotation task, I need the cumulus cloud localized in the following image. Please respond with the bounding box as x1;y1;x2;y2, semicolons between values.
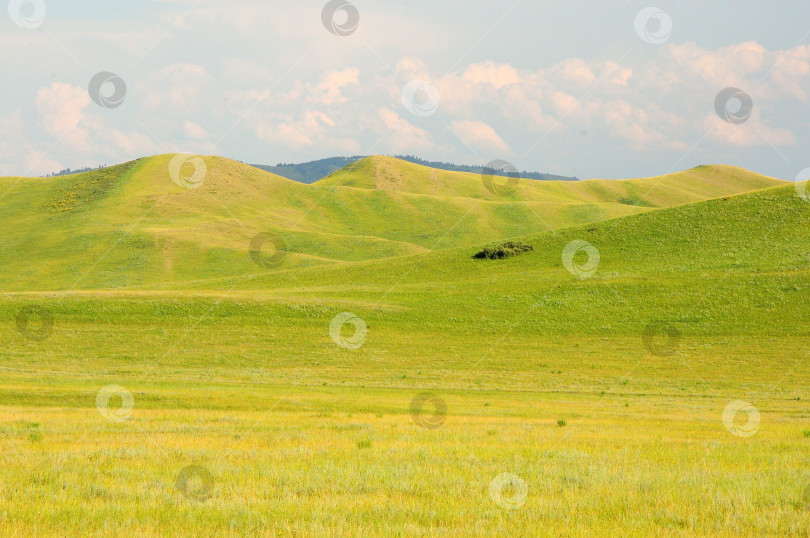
28;36;806;173
450;120;512;155
395;57;431;80
277;68;361;107
554;58;596;86
25;150;63;176
315;68;360;105
417;40;805;155
463;61;521;89
707;114;796;147
671;41;768;86
3;6;809;179
143;63;212;111
30;82;158;173
378;107;435;152
254;110;335;148
765;44;810;101
35;83;91;148
183;121;208;140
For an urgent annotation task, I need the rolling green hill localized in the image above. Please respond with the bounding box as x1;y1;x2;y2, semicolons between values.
0;156;807;536
9;177;801;400
0;154;784;291
223;180;809;340
317;155;781;204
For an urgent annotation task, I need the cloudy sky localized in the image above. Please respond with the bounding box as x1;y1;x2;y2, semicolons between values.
2;0;810;180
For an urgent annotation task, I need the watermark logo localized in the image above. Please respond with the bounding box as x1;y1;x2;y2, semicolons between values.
715;87;753;124
562;240;600;279
16;305;53;341
401;79;440;117
490;473;528;510
168;154;207;189
634;7;672;45
88;72;127;109
176;465;213;502
96;385;135;423
410;393;447;429
322;0;359;36
794;168;810;203
642;322;681;356
481;160;520;196
722;400;760;437
249;232;287;268
329;312;367;349
8;0;46;28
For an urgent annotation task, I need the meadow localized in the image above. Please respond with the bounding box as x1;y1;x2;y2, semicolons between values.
0;156;808;535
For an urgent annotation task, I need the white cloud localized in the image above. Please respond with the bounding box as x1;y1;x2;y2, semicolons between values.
603;62;633;86
184;120;208;140
679;41;768;85
25;150;63;176
276;69;361;107
254;110;334;148
767;44;810;101
418;40;805;156
31;82;159;172
315;68;360;105
707;114;796;147
395;57;430;80
2;3;809;180
35;83;90;146
104;129;159;157
450;120;512;156
463;61;521;89
602;101;685;150
378;107;435;153
554;58;596;86
143;63;212;111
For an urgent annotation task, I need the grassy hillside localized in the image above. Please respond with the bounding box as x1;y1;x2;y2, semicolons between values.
0;165;807;535
318;156;782;203
0;154;785;292
4;173;806;394
177;180;810;345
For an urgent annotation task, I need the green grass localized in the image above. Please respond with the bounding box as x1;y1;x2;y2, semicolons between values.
49;160;140;213
0;154;784;291
0;157;807;535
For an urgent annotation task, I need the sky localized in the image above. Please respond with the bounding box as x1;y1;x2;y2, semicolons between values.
2;0;810;180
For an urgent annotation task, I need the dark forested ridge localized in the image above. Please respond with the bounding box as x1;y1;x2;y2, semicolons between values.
250;155;579;183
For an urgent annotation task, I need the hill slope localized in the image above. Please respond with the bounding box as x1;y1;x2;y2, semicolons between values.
0;154;785;291
319;156;781;203
199;180;810;342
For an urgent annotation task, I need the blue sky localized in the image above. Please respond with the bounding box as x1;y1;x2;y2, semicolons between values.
2;0;809;179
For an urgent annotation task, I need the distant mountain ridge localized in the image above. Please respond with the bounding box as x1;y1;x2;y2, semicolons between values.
250;155;579;184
